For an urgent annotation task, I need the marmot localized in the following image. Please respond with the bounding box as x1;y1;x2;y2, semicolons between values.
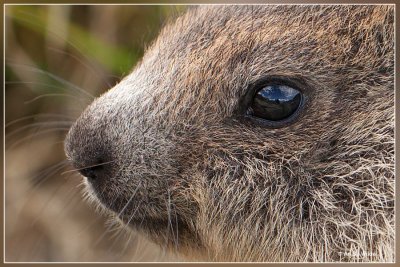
64;5;394;262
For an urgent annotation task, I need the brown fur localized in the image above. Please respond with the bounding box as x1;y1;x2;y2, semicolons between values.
65;5;394;262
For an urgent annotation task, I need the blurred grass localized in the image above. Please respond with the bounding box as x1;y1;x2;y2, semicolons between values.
5;5;187;262
10;6;137;74
6;5;187;91
5;5;188;132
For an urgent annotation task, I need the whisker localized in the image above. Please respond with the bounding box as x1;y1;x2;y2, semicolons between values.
6;128;71;150
5;121;73;140
29;178;68;227
78;216;118;260
61;160;116;175
6;80;75;92
174;205;179;251
108;201;142;258
131;217;147;262
6;163;70;230
13;161;70;205
94;182;143;259
166;189;178;250
6;61;95;99
75;187;121;260
76;161;132;259
118;229;134;259
8;9;119;83
10;161;70;229
101;182;144;256
5;113;75;128
31;160;71;187
24;93;90;106
116;181;141;218
111;199;144;250
166;189;172;248
47;46;113;89
55;177;90;216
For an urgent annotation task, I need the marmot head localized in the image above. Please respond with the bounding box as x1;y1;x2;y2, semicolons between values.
64;5;394;262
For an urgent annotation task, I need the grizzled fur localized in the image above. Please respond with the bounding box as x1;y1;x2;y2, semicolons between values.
65;5;394;262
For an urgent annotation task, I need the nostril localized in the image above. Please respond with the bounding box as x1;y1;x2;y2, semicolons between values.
77;161;105;180
79;166;100;180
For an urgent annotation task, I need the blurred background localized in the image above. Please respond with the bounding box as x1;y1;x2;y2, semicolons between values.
5;5;187;262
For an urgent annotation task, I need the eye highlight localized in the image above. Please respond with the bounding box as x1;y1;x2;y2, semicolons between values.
248;84;302;121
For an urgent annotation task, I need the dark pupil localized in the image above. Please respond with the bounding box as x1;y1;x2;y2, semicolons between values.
250;84;301;121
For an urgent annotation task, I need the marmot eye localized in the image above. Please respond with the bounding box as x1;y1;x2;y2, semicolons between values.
248;84;302;121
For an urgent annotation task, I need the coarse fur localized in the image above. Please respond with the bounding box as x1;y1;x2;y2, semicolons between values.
64;5;394;262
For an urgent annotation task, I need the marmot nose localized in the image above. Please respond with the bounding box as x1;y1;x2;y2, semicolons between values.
64;114;113;184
